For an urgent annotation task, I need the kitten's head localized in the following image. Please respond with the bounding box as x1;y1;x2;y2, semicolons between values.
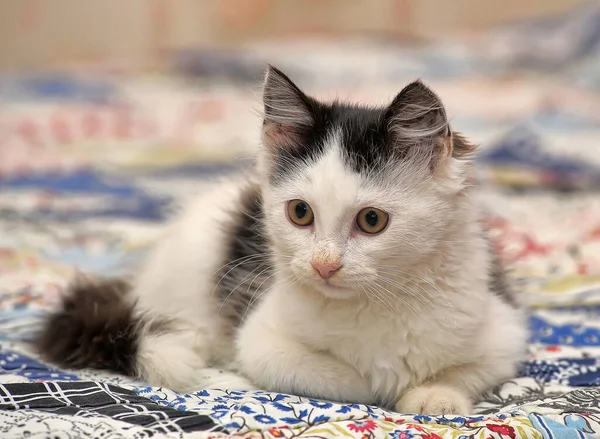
259;66;476;300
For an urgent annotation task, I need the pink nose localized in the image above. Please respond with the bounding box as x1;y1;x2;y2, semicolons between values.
311;260;342;279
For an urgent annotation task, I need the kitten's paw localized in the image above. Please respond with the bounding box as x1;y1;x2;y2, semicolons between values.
197;368;258;391
395;384;472;415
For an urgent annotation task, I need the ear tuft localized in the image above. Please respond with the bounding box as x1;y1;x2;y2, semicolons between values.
386;80;450;142
449;131;477;158
263;65;312;127
386;80;476;165
262;65;314;150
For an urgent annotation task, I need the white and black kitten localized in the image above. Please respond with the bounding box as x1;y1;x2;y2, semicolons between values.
37;66;527;415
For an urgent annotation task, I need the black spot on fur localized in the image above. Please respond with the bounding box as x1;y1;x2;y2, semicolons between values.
215;184;272;327
36;278;155;376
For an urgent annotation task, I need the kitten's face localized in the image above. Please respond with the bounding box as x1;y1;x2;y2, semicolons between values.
259;66;475;300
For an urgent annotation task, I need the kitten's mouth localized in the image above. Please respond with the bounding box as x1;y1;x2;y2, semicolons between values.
314;279;356;300
314;277;348;293
322;279;343;289
321;280;342;290
305;272;351;296
309;275;343;289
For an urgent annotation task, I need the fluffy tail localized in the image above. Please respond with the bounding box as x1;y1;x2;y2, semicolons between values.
35;277;256;392
36;277;144;377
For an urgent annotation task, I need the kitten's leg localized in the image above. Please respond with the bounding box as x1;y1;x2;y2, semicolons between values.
397;296;527;415
136;328;255;392
395;360;516;415
237;321;373;404
136;329;206;391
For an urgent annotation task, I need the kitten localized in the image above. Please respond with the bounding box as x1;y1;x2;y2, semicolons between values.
37;66;527;415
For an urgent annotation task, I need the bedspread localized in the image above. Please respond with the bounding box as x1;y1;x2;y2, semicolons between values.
1;4;600;438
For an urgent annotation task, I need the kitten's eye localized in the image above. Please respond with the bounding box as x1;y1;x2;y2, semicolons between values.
356;208;389;234
287;199;314;227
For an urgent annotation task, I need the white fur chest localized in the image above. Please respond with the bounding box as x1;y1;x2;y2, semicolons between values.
269;288;472;405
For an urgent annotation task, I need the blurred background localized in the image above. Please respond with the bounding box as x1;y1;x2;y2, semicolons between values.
1;1;599;176
0;1;600;314
0;0;590;69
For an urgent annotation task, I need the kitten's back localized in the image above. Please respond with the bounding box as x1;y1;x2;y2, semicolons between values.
36;175;268;386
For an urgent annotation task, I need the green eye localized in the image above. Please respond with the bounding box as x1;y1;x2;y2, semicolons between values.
287;200;314;226
356;208;389;234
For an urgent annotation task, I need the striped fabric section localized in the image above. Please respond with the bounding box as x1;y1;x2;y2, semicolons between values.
0;381;221;436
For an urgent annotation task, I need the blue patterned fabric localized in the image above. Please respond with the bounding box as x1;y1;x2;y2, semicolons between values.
530;315;600;346
0;349;79;382
529;413;591;439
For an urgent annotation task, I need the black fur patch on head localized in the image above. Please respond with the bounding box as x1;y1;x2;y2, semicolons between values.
270;102;395;182
215;183;272;328
36;278;161;376
262;67;473;184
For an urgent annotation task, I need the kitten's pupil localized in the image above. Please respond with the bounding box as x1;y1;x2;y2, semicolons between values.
365;210;379;227
295;202;308;219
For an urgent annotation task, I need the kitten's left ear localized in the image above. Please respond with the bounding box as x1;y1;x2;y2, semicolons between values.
261;65;314;150
385;80;475;167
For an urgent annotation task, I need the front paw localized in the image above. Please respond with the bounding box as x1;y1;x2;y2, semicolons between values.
395;384;472;415
199;368;258;391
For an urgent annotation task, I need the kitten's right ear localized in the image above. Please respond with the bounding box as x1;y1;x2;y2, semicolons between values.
385;80;475;171
262;65;314;149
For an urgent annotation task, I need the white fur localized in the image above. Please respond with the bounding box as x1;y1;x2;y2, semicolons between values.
130;175;257;390
127;121;526;414
236;132;527;412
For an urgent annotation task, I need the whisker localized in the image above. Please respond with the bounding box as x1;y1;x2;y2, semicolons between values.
216;261;275;315
239;267;281;322
373;275;436;311
212;253;268;276
370;280;420;319
361;284;398;316
240;270;303;326
211;253;291;298
212;255;268;299
375;268;458;328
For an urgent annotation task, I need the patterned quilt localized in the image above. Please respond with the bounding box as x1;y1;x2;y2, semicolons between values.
2;4;600;438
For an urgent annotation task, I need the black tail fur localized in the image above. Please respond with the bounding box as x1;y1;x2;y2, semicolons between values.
36;277;141;377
